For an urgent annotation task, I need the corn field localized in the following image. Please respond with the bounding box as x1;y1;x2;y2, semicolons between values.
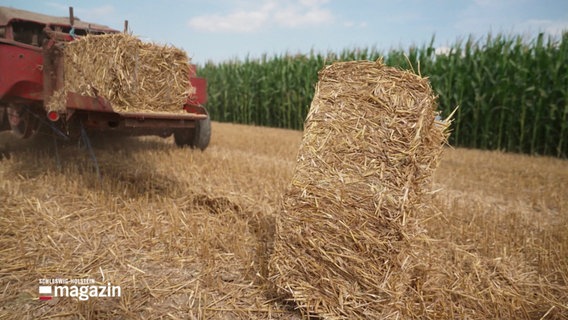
198;32;568;157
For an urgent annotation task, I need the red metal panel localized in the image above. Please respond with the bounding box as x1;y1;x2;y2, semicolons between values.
183;103;208;115
188;77;207;105
123;118;197;129
78;110;203;131
119;111;207;121
0;43;43;100
66;92;114;112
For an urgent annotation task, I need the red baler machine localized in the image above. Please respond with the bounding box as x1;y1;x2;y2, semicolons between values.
0;6;210;150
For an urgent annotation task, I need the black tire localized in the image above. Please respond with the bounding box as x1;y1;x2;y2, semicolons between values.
174;117;211;150
7;105;41;139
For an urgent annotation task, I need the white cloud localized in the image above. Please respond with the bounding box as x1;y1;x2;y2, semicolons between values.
188;8;270;33
274;5;333;28
187;0;334;33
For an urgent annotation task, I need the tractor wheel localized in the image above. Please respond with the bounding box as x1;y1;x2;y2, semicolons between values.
174;117;211;150
7;105;40;139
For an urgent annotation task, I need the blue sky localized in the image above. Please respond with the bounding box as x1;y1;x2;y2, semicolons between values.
3;0;568;64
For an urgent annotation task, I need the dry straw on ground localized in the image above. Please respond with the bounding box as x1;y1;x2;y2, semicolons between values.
268;60;564;319
0;121;566;319
47;33;193;113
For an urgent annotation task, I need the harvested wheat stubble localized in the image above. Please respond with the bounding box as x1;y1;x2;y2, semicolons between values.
47;33;193;113
268;60;562;319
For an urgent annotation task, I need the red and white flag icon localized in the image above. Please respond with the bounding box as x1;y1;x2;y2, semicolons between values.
39;286;52;300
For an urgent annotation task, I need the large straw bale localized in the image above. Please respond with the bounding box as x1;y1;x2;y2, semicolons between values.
48;33;193;113
268;60;547;319
268;60;448;318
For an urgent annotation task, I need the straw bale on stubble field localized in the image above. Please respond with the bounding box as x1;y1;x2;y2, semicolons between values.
1;121;566;319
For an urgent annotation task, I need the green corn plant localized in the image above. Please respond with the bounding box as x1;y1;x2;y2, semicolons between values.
197;31;568;157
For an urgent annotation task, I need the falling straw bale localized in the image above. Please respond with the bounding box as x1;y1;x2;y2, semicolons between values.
268;60;549;319
267;59;448;318
49;33;193;113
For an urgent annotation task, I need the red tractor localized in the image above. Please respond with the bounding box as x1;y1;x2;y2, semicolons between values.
0;6;210;150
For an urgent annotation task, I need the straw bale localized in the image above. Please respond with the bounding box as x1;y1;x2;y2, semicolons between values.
268;60;447;318
48;33;193;113
268;60;548;319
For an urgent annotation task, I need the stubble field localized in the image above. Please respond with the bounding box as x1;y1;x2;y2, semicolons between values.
0;121;566;319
